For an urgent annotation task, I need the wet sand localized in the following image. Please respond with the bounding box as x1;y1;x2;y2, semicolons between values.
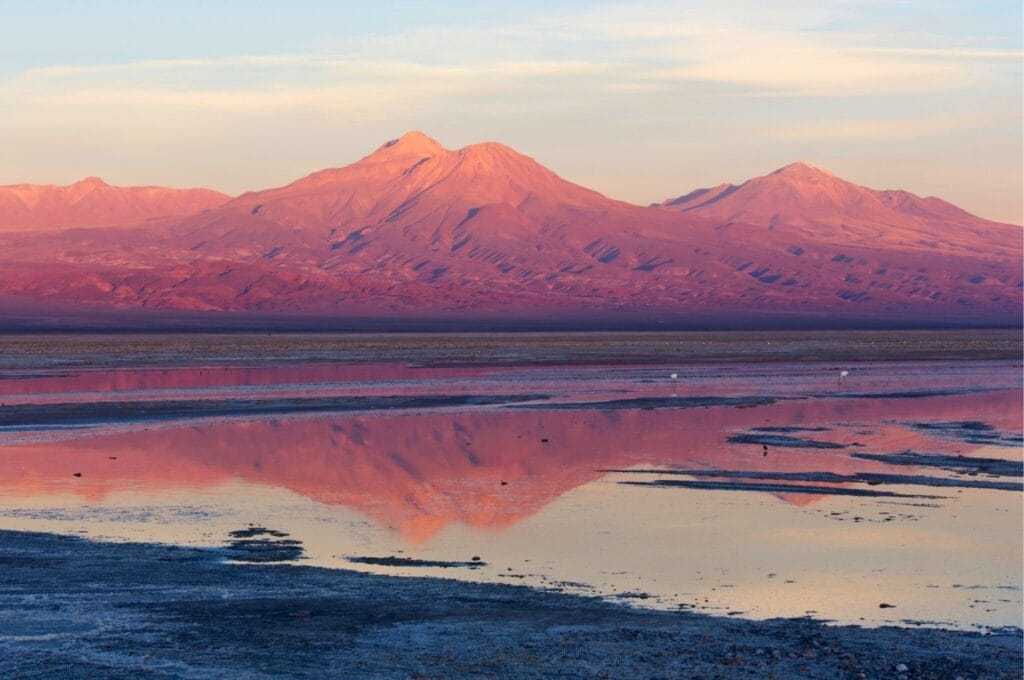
2;530;1020;679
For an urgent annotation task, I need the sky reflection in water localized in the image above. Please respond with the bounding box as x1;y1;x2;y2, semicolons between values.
0;358;1020;631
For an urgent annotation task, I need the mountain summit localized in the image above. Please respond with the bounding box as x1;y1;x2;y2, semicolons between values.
0;134;1020;327
225;131;615;235
377;130;446;157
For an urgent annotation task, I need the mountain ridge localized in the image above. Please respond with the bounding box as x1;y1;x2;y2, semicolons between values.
0;132;1019;327
0;177;230;232
660;160;1017;251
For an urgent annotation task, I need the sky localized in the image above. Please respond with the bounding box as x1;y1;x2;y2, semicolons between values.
1;1;1021;222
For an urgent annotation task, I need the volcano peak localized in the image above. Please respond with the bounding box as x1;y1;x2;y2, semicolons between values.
377;131;445;157
72;176;110;189
770;161;835;181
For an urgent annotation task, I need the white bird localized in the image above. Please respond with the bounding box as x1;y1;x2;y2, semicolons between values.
670;373;678;380
838;369;850;385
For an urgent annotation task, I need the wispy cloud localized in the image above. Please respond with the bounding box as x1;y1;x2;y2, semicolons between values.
850;47;1024;61
552;3;1014;95
17;56;608;82
768;114;989;142
9;3;1013;99
6;55;609;118
16;55;320;80
648;48;968;95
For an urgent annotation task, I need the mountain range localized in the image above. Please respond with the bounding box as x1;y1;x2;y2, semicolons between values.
0;177;229;232
0;131;1020;328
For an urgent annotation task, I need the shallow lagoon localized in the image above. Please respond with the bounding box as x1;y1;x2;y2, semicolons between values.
0;332;1020;633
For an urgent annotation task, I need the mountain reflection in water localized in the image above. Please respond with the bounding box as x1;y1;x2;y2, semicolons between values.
1;384;1018;542
0;356;1020;630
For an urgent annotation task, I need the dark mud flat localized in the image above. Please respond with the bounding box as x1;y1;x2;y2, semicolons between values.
851;452;1024;477
0;394;548;429
1;329;1020;370
607;468;1024;492
619;479;944;499
2;531;1020;679
820;388;991;400
727;431;846;449
225;528;305;563
909;421;1024;448
514;395;779;411
347;555;486;568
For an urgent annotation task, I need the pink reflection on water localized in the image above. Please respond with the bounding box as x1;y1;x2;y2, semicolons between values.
0;382;1018;543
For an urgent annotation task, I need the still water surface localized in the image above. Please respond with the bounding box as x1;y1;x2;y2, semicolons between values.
0;333;1020;632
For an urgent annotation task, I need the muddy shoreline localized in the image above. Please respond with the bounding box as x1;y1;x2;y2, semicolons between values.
0;329;1020;371
1;530;1020;679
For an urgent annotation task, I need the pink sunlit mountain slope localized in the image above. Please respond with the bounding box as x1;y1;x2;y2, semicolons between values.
0;177;230;232
0;132;1020;327
660;162;1017;254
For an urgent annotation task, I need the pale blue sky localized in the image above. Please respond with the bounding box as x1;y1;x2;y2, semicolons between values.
2;1;1021;221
